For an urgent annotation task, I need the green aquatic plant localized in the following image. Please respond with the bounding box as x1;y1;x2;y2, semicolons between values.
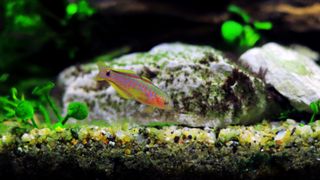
1;0;97;92
61;102;89;124
66;0;96;19
4;0;42;29
32;82;62;121
0;74;9;82
227;4;250;23
54;102;89;129
221;4;273;49
15;100;36;127
221;21;243;44
0;82;89;129
310;100;320;123
0;87;37;127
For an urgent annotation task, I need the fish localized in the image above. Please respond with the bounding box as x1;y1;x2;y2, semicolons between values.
95;62;173;111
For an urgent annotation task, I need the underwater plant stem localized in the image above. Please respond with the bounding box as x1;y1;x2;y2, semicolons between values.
38;104;51;127
0;97;17;107
310;113;316;124
45;95;62;121
30;118;38;128
61;115;70;125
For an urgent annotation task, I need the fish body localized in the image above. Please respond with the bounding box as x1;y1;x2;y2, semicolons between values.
95;62;173;110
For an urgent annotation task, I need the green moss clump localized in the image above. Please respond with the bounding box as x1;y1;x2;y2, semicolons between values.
59;102;89;126
67;102;89;120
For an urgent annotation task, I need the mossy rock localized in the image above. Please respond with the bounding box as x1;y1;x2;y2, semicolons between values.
58;43;277;127
240;43;320;112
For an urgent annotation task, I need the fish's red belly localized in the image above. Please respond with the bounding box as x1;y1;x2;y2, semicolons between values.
140;96;166;109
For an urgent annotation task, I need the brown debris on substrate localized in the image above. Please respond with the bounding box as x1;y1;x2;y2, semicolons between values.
0;119;320;179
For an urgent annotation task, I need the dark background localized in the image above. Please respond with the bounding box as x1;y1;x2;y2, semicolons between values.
0;0;319;94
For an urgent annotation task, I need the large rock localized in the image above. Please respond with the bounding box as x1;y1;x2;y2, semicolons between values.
58;43;272;127
239;43;320;112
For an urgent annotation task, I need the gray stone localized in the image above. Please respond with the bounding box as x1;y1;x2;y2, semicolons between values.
239;42;320;111
289;44;319;61
58;43;270;127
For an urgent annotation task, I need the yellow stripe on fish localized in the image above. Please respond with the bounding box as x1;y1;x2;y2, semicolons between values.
95;62;173;110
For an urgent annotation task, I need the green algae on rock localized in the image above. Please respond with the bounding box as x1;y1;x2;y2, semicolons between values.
1;119;320;179
58;43;275;127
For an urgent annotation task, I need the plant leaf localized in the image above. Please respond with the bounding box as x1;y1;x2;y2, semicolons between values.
310;101;319;114
32;81;55;96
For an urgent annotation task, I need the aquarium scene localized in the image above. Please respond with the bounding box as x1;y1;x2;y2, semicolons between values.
1;0;320;179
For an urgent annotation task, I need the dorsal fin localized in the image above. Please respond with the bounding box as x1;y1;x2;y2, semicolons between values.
112;68;136;74
112;69;153;84
140;76;153;84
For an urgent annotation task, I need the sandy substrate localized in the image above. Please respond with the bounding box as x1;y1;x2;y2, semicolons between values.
0;119;320;179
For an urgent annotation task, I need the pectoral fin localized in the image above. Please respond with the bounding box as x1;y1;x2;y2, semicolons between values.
108;81;132;99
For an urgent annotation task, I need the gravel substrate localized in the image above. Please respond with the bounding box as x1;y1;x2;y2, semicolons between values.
1;119;320;179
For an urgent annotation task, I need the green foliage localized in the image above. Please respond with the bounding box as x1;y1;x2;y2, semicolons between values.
1;0;46;75
14;14;41;28
240;25;261;48
0;87;36;127
32;82;62;121
66;0;96;19
310;101;319;114
227;4;250;23
62;102;89;124
53;122;64;129
32;81;55;96
4;0;42;30
0;74;9;82
15;101;34;120
221;21;243;44
310;100;320;123
221;4;273;49
0;0;97;94
253;21;273;30
0;81;89;129
66;3;78;16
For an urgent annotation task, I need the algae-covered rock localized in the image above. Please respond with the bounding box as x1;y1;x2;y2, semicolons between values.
58;43;272;127
240;43;320;111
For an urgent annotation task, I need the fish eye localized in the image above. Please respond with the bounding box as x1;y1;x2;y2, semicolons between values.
106;71;111;77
